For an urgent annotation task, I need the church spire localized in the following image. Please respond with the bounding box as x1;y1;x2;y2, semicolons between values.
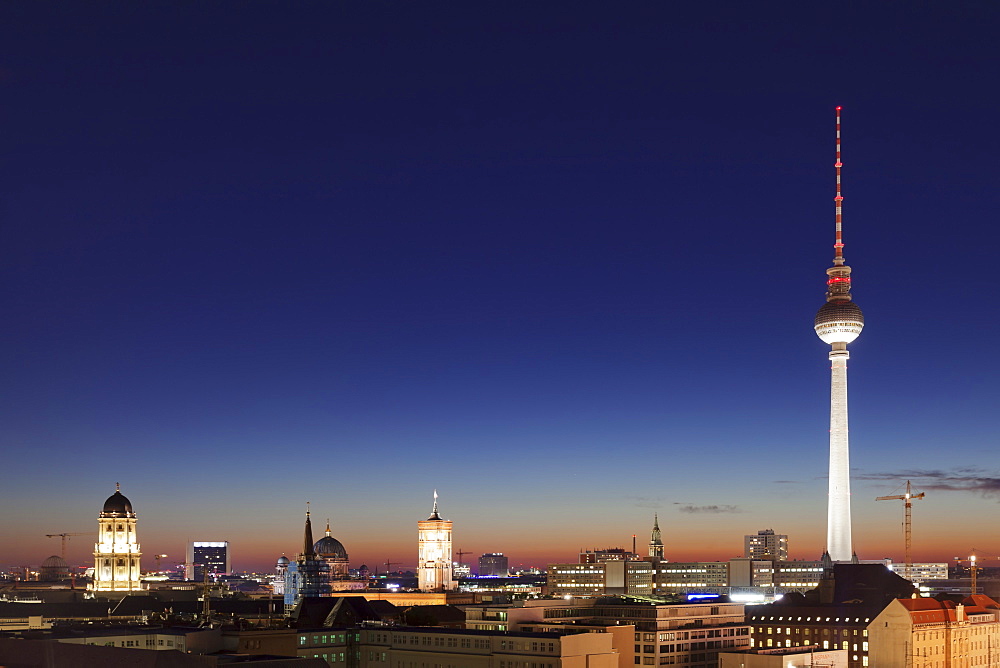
649;513;664;559
303;503;315;556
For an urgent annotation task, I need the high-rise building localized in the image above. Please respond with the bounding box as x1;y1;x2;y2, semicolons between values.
744;529;788;561
814;107;864;563
649;514;664;559
90;484;144;592
478;553;508;577
185;541;230;581
417;490;455;591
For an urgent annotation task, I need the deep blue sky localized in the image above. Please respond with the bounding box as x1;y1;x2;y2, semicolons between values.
2;2;998;571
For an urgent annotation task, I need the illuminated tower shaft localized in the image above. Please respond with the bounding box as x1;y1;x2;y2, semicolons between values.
814;107;864;562
827;342;852;560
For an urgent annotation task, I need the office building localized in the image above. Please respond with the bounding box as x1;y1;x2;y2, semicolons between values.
546;560;654;596
468;596;750;668
185;541;229;581
745;529;788;561
885;561;948;584
579;548;638;563
478;553;508;577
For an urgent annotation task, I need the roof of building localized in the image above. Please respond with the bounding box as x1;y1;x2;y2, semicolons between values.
897;595;1000;624
102;488;133;515
292;596;384;628
313;536;347;559
0;637;215;668
36;626;217;639
41;555;69;569
401;604;466;626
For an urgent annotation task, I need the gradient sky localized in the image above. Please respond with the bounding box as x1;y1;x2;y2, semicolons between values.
2;2;998;574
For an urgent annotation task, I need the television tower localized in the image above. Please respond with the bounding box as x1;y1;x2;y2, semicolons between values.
814;107;864;562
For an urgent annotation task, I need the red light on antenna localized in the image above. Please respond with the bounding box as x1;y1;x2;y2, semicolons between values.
836;106;842;110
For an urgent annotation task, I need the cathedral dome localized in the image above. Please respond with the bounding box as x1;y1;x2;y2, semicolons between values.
102;490;133;515
41;555;68;569
40;555;69;581
276;555;290;566
314;535;348;559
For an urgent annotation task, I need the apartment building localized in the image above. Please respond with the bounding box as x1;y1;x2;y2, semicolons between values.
867;595;1000;667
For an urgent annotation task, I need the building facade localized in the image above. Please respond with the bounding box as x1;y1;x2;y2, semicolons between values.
488;597;750;668
745;530;788;561
417;491;455;592
652;559;826;600
91;484;144;592
547;560;654;597
478;553;508;577
885;562;949;584
185;541;229;581
867;595;1000;668
747;564;916;668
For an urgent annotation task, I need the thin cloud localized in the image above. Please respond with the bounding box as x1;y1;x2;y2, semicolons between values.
856;469;1000;500
676;504;743;514
626;495;668;509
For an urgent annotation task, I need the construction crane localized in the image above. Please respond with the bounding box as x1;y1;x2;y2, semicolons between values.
44;533;93;559
955;552;979;595
954;552;1000;596
153;554;168;572
454;549;473;566
876;481;924;582
384;559;399;575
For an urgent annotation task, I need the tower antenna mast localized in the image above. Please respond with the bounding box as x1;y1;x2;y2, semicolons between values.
834;106;845;265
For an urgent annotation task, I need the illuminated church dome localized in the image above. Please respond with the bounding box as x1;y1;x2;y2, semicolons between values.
101;484;134;517
814;300;864;344
314;521;348;560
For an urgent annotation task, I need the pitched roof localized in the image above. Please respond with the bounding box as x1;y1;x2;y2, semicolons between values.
897;596;1000;624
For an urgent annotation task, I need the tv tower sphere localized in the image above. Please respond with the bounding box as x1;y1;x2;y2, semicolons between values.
814;298;864;344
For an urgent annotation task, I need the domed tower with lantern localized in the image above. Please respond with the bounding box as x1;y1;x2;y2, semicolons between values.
314;519;350;578
90;484;144;592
